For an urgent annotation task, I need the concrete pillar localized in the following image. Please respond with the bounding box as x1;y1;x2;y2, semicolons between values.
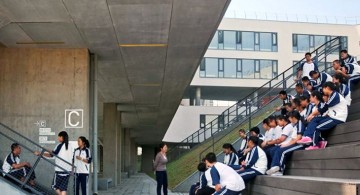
195;87;201;106
103;103;122;185
141;146;156;175
123;129;138;176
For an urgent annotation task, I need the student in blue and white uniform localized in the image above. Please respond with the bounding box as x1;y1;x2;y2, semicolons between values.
301;76;317;93
249;127;265;147
237;136;267;183
276;91;294;115
295;83;310;99
299;96;315;123
222;143;239;166
237;129;249;162
298;82;348;150
340;50;358;66
297;52;318;81
35;131;74;195
333;59;360;91
3;143;36;186
189;162;215;195
266;111;305;176
204;152;245;195
261;116;282;168
310;70;332;92
333;73;351;106
73;136;92;195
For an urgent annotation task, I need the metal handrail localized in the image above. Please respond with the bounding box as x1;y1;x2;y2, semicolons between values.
0;123;77;194
168;36;346;161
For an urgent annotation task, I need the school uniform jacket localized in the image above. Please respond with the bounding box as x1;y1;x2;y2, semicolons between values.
244;146;268;174
73;147;92;174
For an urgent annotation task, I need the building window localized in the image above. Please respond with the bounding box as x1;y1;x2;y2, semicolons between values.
224;31;236;50
199;58;278;79
292;34;348;53
209;30;278;52
224;59;237;78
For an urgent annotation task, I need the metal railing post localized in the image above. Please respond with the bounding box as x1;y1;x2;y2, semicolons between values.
282;73;286;88
249;104;252;129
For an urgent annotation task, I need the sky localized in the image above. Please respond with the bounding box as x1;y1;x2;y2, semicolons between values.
225;0;360;24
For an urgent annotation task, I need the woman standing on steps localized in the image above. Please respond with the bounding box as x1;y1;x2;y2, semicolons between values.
153;143;168;195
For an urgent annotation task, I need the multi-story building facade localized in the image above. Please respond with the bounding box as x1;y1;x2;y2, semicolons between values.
163;18;360;142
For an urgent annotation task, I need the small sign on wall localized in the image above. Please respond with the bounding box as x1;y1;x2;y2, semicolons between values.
65;109;84;128
39;136;56;144
39;128;55;136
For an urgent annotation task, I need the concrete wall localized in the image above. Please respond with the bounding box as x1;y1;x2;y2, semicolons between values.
191;18;360;87
0;48;90;187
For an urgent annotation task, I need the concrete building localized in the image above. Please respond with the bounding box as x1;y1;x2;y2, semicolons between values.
0;0;231;193
163;18;360;143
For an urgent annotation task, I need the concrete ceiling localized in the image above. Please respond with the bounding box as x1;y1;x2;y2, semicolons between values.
0;0;230;145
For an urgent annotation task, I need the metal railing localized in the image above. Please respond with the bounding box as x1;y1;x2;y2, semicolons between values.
0;123;77;195
168;36;346;161
224;11;360;25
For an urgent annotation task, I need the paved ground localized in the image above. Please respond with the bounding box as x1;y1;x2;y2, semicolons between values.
99;173;187;195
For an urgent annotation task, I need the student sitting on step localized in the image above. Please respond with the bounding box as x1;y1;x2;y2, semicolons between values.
310;70;332;92
261;116;281;167
301;76;317;93
189;162;215;195
333;73;351;106
266;111;306;176
297;82;348;150
284;103;294;114
299;96;315;125
295;83;310;99
249;127;265;146
204;153;245;195
237;136;268;183
333;59;360;91
222;143;239;166
237;129;249;162
340;49;358;66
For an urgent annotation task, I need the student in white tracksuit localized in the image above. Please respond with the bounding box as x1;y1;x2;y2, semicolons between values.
204;153;245;195
222;143;239;166
35;131;74;195
237;136;268;183
73;136;92;195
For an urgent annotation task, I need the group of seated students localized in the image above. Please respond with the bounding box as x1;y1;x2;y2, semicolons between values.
189;50;358;195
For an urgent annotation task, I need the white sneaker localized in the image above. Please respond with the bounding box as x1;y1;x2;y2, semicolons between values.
266;166;280;175
271;171;283;176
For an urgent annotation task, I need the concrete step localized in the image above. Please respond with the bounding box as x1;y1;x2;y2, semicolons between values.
251;175;360;195
285;143;360;179
326;119;360;146
348;102;360;116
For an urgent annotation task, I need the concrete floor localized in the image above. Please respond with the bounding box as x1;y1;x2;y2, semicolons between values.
99;173;187;195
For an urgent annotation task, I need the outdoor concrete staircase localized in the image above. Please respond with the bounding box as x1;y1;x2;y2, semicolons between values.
249;86;360;195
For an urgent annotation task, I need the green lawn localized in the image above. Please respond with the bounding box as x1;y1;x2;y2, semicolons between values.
165;109;274;189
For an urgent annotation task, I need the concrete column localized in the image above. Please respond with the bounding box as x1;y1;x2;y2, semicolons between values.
195;87;201;106
123;129;138;176
103;103;122;185
130;139;137;174
141;146;156;175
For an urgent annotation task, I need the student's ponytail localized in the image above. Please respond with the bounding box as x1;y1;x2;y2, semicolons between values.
223;143;237;154
79;136;90;148
58;131;69;150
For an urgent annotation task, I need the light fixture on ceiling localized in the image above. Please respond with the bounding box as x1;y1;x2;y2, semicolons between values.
131;83;161;87
119;43;167;47
16;41;65;45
